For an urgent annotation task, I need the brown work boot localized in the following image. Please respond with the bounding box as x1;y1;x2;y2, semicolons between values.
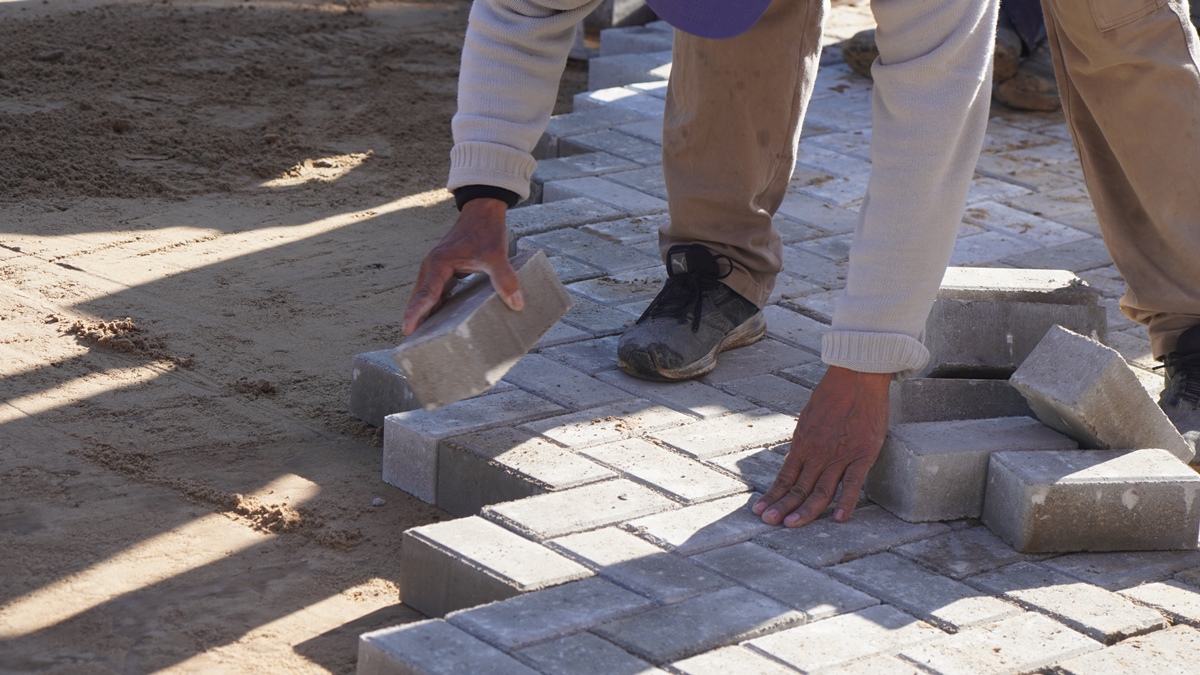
842;25;1021;81
994;42;1060;112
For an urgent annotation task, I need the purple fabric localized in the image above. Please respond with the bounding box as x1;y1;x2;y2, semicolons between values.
644;0;771;39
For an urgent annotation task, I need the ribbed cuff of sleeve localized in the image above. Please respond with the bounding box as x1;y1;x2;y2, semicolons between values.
821;330;930;376
448;141;537;201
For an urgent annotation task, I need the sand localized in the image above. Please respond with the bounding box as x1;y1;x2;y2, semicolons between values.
0;0;586;671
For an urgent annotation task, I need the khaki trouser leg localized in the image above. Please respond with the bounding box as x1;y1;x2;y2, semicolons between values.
1041;0;1200;357
660;0;828;308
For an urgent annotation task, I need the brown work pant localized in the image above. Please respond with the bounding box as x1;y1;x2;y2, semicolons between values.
1043;0;1200;357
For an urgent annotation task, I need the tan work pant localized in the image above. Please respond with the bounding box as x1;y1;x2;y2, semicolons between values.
1043;0;1200;357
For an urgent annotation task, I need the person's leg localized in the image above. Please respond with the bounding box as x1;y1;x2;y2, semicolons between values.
1040;0;1200;358
659;0;828;308
616;0;826;381
1040;0;1200;435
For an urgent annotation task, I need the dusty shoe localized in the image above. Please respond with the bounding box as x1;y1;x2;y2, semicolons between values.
1159;325;1200;445
617;244;765;381
993;22;1022;82
994;42;1061;112
842;29;878;79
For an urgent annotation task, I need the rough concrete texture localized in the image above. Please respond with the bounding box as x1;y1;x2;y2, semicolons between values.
398;516;593;618
584;0;656;29
383;389;564;504
921;267;1106;378
358;620;537;675
894;526;1050;580
888;376;1033;425
670;646;796;675
391;249;573;411
744;605;943;672
579;437;749;504
647;409;797;459
899;613;1101;674
1010;326;1194;462
983;449;1200;553
622;493;776;556
755;505;949;568
586;50;672;91
447;577;653;651
349;349;419;428
692;542;879;621
1120;580;1200;628
483;478;678;541
1055;625;1200;674
865;416;1078;522
548;527;730;604
968;562;1167;644
436;427;615;518
592;586;804;665
1045;550;1200;592
828;553;1020;631
512;633;665;675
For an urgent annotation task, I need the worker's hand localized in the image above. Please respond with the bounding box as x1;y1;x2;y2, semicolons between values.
753;366;892;527
402;198;523;335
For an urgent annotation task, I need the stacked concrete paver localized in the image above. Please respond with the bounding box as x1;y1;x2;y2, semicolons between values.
357;16;1200;674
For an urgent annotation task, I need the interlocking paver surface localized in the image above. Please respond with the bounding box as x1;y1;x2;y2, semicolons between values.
364;12;1199;673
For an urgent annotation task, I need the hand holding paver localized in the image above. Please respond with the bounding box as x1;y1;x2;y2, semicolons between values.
402;198;523;336
753;366;892;527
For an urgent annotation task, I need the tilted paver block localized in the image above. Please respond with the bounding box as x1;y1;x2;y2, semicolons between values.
982;449;1200;553
502;353;629;411
899;613;1101;674
1120;580;1200;628
744;605;943;672
398;516;593;618
1010;326;1193;462
587;50;672;91
358;620;537;675
578;438;749;504
706;446;787;494
893;526;1051;580
548;527;730;604
512;632;665;675
647;409;797;459
670;646;796;675
888;376;1033;425
754;504;950;569
622;493;776;556
391;250;573;411
595;370;757;419
447;577;654;651
691;542;878;621
383;389;564;504
436;427;615;518
519;398;693;449
827;553;1020;632
592;586;804;665
1055;625;1200;674
349;349;418;427
506;197;624;238
482;478;678;541
537;107;653;159
967;562;1167;644
921;267;1106;378
1044;550;1200;592
865;416;1078;522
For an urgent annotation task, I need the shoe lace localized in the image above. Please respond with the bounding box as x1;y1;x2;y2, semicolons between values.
1157;353;1200;406
638;252;734;333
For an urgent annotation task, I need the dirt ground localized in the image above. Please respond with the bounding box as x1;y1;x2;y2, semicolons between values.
0;0;587;671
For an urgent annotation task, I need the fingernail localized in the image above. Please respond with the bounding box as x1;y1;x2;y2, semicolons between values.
510;290;525;310
752;501;765;515
764;509;778;521
784;514;800;527
835;508;846;522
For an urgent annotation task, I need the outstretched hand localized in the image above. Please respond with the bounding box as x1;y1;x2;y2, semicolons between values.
402;197;523;336
753;365;892;527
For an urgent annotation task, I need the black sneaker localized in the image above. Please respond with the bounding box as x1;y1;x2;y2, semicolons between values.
617;244;765;381
1158;324;1200;449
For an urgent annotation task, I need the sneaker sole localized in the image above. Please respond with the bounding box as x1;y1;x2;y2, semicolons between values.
618;313;767;382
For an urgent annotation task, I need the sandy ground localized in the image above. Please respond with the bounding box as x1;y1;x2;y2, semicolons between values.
0;1;586;671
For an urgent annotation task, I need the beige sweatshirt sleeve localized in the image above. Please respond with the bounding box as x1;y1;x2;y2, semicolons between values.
822;0;998;375
448;0;604;200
